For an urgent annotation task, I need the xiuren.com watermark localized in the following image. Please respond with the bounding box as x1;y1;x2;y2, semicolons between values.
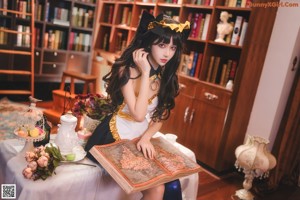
248;1;299;8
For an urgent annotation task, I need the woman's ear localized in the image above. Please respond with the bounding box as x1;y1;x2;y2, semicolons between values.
145;46;151;53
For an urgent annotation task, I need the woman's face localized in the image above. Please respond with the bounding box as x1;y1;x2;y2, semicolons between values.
149;37;177;69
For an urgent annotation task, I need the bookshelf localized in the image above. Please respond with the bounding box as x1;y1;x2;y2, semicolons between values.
0;0;98;86
0;0;35;96
93;0;278;172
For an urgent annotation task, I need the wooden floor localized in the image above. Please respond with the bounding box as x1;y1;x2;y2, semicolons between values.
36;101;300;200
197;168;300;200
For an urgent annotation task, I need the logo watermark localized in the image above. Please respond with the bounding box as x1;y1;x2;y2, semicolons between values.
248;1;299;8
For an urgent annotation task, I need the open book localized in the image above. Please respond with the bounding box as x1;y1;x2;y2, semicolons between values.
90;136;202;194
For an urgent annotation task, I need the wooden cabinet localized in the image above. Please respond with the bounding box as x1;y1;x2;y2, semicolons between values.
160;75;231;168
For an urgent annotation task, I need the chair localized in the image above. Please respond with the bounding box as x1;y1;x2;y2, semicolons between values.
44;70;97;125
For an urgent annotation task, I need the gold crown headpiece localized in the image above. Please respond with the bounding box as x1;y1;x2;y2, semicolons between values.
148;20;190;33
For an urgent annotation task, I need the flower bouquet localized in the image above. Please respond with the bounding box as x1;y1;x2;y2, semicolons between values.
72;93;114;121
22;144;63;180
72;94;114;133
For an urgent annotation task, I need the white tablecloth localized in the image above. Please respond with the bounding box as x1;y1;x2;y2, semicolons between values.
0;133;198;200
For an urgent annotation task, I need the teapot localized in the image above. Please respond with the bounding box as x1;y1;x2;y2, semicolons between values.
54;111;78;155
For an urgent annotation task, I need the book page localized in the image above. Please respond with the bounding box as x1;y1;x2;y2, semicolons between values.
90;136;201;193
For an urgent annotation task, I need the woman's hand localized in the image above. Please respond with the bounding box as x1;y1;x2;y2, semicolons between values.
132;48;151;76
137;136;156;159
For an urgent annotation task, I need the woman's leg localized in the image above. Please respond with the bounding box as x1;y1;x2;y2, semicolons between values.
163;179;182;200
141;184;165;200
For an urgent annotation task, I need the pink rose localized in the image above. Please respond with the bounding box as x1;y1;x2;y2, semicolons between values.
25;152;36;162
22;167;33;179
37;156;48;167
27;161;38;171
40;151;50;159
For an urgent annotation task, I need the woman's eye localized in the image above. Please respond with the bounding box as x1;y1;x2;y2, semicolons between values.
158;44;166;48
171;46;177;51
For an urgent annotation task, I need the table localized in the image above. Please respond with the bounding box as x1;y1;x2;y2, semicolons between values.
0;133;198;200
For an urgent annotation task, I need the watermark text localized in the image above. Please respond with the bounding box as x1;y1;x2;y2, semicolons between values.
248;1;299;8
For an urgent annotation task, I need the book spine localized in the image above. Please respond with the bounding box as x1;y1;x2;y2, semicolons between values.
195;13;203;38
0;27;4;45
231;16;243;45
194;53;203;78
206;56;215;82
45;2;50;22
72;7;78;26
189;52;199;77
201;14;211;40
210;56;221;83
16;25;23;46
229;60;238;80
219;64;228;86
238;21;248;46
190;13;199;38
84;12;89;28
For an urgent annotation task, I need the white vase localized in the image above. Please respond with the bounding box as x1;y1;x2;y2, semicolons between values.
83;115;100;132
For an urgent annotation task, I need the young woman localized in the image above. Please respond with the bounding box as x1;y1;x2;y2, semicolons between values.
85;11;190;200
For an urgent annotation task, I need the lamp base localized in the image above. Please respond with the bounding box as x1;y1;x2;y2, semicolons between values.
235;189;254;200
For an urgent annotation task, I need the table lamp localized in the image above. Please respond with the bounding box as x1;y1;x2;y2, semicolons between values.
234;135;277;200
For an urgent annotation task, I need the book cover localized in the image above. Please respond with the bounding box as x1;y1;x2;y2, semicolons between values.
90;136;202;194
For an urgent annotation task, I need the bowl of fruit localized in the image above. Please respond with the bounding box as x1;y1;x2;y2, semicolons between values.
14;126;45;141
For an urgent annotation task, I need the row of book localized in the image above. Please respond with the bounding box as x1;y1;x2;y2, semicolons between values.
69;32;91;52
189;12;211;40
225;0;252;7
120;6;132;26
34;2;43;20
223;15;248;46
190;0;214;6
16;0;31;19
115;32;127;53
0;0;8;15
179;51;203;78
206;56;238;86
72;7;94;28
0;26;8;45
51;7;70;26
16;25;31;47
103;5;114;24
165;0;183;4
102;33;109;51
76;0;96;3
43;29;67;50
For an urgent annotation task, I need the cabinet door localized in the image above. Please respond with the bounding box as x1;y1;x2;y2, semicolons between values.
161;94;193;146
66;53;89;73
189;84;231;168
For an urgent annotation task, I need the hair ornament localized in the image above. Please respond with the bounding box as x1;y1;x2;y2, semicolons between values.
148;20;190;33
136;11;191;41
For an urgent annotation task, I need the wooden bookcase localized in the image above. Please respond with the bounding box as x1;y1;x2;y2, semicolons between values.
93;0;278;172
0;0;98;85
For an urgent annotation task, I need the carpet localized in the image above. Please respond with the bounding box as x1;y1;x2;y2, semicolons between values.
0;97;30;140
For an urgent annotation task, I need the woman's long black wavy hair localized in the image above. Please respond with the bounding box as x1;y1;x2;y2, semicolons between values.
103;15;187;121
